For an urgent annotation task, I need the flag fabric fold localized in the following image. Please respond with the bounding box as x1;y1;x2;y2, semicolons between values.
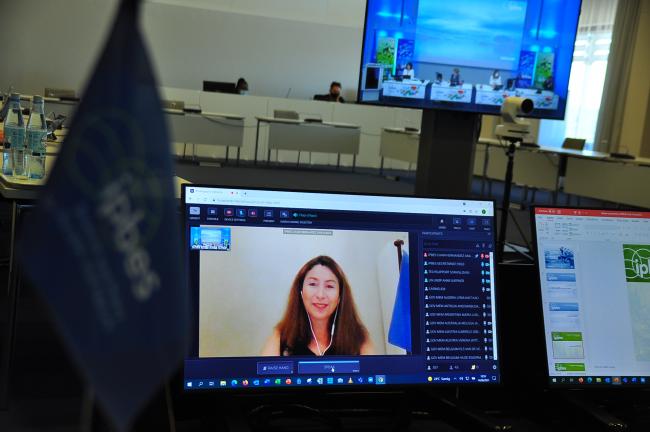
18;0;187;428
388;253;412;353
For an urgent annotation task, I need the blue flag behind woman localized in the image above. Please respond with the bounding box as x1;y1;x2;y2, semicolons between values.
18;0;187;429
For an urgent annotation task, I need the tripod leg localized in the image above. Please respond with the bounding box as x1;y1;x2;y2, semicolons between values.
497;143;517;260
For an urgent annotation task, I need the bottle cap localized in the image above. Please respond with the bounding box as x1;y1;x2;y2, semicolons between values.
9;93;20;101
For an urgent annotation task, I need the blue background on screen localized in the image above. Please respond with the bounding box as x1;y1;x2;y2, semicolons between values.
415;0;528;70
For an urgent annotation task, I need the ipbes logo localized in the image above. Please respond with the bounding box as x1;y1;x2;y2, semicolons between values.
624;245;650;282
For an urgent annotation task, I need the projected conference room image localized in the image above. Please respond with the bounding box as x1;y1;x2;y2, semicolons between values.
197;227;413;358
358;0;581;118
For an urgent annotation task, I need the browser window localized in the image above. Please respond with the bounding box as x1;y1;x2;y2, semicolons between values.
183;186;499;390
534;208;650;386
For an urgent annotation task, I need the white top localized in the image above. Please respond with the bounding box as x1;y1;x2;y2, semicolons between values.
403;68;415;79
489;75;502;87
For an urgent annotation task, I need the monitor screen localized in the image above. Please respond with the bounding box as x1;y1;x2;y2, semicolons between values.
357;0;582;119
182;186;499;391
202;80;237;94
533;208;650;387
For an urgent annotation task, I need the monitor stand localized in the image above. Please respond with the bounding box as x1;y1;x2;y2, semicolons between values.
560;392;628;431
415;110;481;199
426;392;513;431
198;390;512;431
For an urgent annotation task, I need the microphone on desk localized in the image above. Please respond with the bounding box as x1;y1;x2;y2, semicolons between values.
285;88;292;99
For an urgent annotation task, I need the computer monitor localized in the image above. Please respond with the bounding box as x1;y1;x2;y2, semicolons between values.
365;65;381;90
357;0;582;119
203;80;237;94
532;207;650;387
182;185;500;391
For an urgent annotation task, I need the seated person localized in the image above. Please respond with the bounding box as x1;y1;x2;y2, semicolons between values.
314;81;346;103
489;70;503;90
236;78;249;95
403;62;415;80
261;255;374;356
434;72;443;84
450;68;461;86
543;75;554;91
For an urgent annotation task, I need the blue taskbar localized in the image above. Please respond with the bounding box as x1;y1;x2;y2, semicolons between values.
182;186;500;391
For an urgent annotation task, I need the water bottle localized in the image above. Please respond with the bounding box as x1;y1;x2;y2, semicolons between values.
26;95;47;179
2;93;25;177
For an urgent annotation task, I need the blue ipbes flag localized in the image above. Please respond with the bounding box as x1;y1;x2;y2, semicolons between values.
17;0;187;429
388;253;412;353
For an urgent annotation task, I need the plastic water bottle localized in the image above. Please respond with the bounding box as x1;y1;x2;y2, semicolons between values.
26;95;47;179
2;93;25;177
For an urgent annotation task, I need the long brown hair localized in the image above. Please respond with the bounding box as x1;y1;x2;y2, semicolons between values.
276;256;369;355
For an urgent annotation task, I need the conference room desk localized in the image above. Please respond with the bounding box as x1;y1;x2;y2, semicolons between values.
477;140;560;192
475;139;650;208
165;110;245;163
10;95;79;128
0;171;190;409
565;156;650;209
429;82;473;103
43;97;78;127
379;127;419;173
382;80;430;99
476;139;617;203
254;116;361;168
474;85;559;110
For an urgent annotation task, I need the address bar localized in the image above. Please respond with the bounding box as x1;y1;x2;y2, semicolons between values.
188;195;470;215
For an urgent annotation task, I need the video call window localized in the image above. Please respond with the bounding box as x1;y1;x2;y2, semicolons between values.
183;187;499;390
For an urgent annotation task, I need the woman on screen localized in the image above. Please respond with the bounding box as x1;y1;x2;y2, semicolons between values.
261;255;374;356
403;62;415;80
489;70;502;90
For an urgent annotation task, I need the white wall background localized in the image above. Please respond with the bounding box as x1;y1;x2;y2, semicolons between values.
198;226;408;358
0;0;367;101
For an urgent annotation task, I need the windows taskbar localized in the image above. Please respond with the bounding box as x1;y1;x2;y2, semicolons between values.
184;372;500;390
550;376;649;386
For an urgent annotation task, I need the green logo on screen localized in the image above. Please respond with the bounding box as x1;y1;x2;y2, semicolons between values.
623;245;650;282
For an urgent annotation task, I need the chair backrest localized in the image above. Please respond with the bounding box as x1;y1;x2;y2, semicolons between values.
562;137;586;151
273;110;300;120
162;100;185;111
44;87;76;99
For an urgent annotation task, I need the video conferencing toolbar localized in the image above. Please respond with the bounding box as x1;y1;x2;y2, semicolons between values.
534;208;650;388
183;187;499;391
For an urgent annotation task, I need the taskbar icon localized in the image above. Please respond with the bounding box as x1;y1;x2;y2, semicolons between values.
199;374;387;389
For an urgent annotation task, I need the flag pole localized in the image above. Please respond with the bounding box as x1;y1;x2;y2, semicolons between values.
164;381;177;432
80;386;95;432
394;240;404;269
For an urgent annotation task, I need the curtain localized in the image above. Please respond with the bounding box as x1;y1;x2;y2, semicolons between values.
593;0;642;153
538;0;620;149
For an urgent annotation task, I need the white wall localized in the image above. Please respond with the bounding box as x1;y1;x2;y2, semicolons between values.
0;0;366;101
150;0;367;29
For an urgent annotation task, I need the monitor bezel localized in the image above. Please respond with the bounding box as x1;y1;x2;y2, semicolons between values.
181;183;501;394
530;205;650;390
355;0;583;120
